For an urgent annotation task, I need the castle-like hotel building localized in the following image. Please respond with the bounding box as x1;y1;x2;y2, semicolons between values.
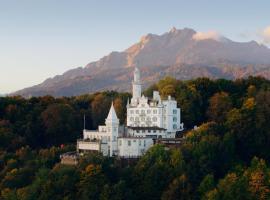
77;67;184;157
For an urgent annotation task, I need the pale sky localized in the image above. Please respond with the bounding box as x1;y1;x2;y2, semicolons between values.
0;0;270;94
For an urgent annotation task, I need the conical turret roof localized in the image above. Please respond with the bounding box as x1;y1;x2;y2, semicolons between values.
106;102;119;124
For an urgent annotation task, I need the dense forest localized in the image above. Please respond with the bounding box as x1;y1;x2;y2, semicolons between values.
1;76;270;199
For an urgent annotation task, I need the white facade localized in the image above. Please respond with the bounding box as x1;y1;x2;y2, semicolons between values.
118;137;153;157
77;102;119;156
77;67;184;158
127;67;183;137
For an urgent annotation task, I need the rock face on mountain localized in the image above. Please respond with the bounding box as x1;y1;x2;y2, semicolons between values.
13;27;270;97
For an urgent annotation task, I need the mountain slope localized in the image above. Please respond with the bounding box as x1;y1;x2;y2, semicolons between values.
13;27;270;97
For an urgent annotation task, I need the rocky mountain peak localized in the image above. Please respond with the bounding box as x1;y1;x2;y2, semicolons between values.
12;27;270;97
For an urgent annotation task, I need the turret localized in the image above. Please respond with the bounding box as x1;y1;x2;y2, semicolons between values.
105;102;119;156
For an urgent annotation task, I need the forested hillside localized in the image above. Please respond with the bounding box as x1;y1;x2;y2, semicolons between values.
1;76;270;199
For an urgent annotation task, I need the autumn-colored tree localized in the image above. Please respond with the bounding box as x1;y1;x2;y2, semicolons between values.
91;93;111;128
77;164;107;200
207;92;232;123
41;103;79;146
113;97;125;124
161;174;192;200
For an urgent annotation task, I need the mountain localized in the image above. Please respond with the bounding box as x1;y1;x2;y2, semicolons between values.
13;27;270;97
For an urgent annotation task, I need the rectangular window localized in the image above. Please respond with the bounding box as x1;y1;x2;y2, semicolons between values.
119;140;122;146
128;140;131;146
173;109;177;114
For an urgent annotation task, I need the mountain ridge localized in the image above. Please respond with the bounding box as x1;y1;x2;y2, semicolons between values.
13;27;270;97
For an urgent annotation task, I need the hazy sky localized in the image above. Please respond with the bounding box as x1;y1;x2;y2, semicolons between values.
0;0;270;93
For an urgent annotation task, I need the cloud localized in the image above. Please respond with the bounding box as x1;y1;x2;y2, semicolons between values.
192;31;221;41
261;26;270;44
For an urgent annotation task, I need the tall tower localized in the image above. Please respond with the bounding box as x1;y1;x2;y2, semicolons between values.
105;102;119;156
132;67;142;100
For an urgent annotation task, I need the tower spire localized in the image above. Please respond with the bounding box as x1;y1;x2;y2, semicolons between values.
106;102;119;124
132;67;142;100
126;98;130;107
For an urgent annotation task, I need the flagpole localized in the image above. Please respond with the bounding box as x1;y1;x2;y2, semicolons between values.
84;114;86;130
